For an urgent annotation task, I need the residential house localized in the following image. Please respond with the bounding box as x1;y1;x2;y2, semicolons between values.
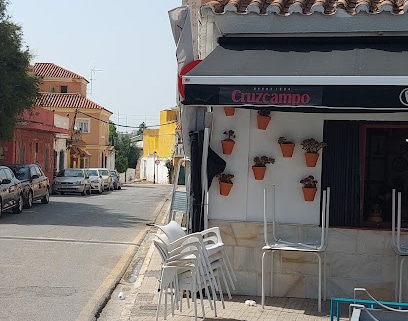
140;108;182;184
177;0;408;303
1;107;71;186
32;63;114;170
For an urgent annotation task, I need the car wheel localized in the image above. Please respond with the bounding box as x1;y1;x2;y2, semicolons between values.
81;188;86;196
12;195;23;214
24;191;33;209
41;188;50;204
118;186;121;190
60;192;65;195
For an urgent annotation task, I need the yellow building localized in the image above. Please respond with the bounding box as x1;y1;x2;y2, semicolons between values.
141;108;182;183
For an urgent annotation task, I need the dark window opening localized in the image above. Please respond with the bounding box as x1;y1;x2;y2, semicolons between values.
60;86;68;93
322;121;408;229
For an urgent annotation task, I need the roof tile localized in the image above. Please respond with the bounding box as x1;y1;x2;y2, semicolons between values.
32;63;88;81
203;0;408;15
35;93;111;113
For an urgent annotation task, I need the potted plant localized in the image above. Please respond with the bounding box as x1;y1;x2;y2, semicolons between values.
278;136;295;157
221;130;236;155
252;156;275;180
257;110;271;130
224;106;235;116
300;175;318;201
301;138;327;167
216;173;234;196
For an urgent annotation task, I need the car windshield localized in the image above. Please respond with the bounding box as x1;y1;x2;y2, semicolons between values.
11;166;30;180
58;169;84;178
99;169;108;176
110;171;117;177
88;169;99;176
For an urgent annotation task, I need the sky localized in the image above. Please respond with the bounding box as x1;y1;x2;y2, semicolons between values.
8;0;182;132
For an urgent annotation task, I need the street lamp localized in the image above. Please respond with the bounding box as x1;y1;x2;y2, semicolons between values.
153;151;157;184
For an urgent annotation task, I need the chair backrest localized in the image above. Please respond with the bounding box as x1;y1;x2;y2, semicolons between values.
155;220;187;243
263;186;330;249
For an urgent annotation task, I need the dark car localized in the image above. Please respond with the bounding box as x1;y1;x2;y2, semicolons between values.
6;164;50;208
110;170;122;190
0;165;23;216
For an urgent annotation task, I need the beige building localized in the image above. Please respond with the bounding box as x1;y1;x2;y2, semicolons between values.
33;63;113;170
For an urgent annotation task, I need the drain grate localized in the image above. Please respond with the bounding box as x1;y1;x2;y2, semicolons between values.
139;304;158;310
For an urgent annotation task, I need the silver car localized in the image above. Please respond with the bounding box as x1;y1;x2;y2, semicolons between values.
53;168;91;196
87;168;104;194
98;168;113;191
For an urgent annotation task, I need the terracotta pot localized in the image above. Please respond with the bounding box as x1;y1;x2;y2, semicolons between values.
224;107;235;116
221;139;235;155
219;181;233;196
279;143;295;157
305;152;319;167
252;166;267;180
257;114;271;130
302;187;317;202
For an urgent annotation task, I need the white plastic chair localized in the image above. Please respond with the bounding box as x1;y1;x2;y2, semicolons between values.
391;189;408;302
153;232;222;321
261;186;330;312
155;221;237;294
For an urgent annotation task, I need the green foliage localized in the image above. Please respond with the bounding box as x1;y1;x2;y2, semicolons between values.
0;0;41;140
165;159;174;183
109;121;118;146
113;133;141;171
136;122;146;135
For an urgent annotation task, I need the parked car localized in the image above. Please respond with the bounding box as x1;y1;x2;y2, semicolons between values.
110;170;122;190
87;168;104;194
53;168;91;196
98;168;113;191
6;164;50;208
0;165;23;216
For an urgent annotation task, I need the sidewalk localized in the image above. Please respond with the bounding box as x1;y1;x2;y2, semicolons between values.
101;197;348;321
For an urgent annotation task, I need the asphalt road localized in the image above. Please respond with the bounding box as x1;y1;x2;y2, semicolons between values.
0;183;172;321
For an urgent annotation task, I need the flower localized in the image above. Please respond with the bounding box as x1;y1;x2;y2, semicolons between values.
301;138;327;153
216;173;234;184
300;175;318;188
253;156;275;167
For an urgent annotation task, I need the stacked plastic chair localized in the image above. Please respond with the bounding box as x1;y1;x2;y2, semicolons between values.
155;221;237;296
391;189;408;302
153;231;225;321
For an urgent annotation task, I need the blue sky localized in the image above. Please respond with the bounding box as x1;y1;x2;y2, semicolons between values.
9;0;182;132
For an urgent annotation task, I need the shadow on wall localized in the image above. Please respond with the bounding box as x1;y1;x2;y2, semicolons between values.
119;168;136;183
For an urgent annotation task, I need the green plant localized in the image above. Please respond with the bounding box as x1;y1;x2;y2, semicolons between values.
253;156;275;167
165;158;174;182
300;175;318;188
223;130;235;141
216;173;234;184
278;136;294;144
301;138;327;153
258;109;271;117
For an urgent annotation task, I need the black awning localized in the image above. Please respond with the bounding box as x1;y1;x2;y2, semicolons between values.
182;37;408;112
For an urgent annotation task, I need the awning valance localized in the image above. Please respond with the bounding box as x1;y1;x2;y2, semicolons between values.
182;37;408;112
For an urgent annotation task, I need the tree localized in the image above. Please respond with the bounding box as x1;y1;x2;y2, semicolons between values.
0;0;40;141
136;122;146;135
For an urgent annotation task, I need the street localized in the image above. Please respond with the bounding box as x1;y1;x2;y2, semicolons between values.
0;183;172;321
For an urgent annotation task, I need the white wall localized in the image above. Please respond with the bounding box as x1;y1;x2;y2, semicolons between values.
208;108;408;225
139;156;169;184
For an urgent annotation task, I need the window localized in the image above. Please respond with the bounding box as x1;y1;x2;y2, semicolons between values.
322;120;408;229
60;85;68;93
76;119;90;133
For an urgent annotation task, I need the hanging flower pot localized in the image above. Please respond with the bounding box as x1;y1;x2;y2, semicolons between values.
221;130;235;155
224;107;235;116
221;140;235;155
304;152;319;167
257;110;271;130
278;137;295;157
252;166;267;180
300;175;318;201
219;181;233;196
302;187;317;202
216;173;234;196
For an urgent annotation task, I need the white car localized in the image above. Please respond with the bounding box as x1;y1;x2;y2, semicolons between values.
87;168;104;194
98;168;113;191
53;168;91;196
